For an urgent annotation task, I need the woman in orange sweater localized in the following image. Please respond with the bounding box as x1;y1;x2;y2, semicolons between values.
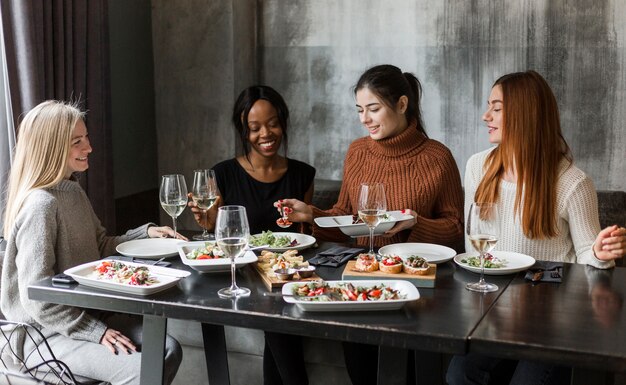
283;64;464;252
282;64;464;385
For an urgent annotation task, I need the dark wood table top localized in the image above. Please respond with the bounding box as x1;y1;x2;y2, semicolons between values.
28;241;513;355
470;262;626;372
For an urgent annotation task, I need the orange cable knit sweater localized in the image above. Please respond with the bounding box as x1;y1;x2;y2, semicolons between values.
311;125;464;252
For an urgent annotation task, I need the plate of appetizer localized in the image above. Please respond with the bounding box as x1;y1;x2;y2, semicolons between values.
64;259;190;296
313;210;413;237
281;280;419;312
378;243;457;264
116;238;184;259
249;231;316;252
453;251;535;275
178;241;258;273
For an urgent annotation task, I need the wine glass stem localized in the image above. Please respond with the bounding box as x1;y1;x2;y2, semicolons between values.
202;210;208;237
230;258;238;291
171;216;177;239
479;251;486;284
369;227;375;255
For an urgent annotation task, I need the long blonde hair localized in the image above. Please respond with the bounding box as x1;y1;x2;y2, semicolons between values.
475;71;572;239
3;100;85;238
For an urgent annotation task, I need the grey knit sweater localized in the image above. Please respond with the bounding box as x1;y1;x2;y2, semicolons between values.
1;179;150;347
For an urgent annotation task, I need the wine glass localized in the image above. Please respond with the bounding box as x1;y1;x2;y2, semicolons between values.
466;202;500;293
191;169;219;240
159;174;188;239
357;183;386;256
216;205;251;298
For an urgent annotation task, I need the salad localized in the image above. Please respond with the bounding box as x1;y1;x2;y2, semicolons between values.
292;281;405;302
185;242;225;260
461;253;507;268
250;231;299;248
92;261;159;286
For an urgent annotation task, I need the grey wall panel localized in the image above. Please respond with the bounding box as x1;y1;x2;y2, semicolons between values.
153;0;626;229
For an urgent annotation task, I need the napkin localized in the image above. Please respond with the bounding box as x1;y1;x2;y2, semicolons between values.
105;255;172;267
308;246;364;267
524;261;563;283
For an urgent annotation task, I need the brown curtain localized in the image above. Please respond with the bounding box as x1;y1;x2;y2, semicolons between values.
1;0;115;231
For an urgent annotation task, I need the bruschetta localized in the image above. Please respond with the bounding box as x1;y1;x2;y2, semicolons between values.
354;254;379;272
403;255;430;275
379;255;403;274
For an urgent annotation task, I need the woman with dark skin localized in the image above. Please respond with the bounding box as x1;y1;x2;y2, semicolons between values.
188;85;315;385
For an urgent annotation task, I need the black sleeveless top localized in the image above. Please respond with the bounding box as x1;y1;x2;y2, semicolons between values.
213;158;316;234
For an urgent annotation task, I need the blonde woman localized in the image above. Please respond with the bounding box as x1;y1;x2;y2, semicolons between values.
1;100;182;384
447;71;626;385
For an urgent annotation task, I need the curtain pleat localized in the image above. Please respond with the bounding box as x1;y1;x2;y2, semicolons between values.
0;0;114;231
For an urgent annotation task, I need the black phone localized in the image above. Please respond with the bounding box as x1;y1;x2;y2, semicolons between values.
52;273;76;284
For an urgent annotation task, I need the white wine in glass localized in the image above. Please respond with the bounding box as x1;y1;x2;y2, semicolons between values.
192;169;219;240
357;183;386;256
466;202;500;293
216;205;251;298
159;174;188;239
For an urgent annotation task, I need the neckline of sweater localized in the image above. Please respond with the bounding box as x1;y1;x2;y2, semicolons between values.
366;122;427;157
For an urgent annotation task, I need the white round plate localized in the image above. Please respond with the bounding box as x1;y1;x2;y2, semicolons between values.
116;238;184;259
177;241;258;273
378;243;457;264
249;232;316;252
454;251;536;275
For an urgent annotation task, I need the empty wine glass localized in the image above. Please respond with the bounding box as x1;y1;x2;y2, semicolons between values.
159;174;188;239
357;183;386;256
466;202;500;293
191;169;219;240
216;205;251;298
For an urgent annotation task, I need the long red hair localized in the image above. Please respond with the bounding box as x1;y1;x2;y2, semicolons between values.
475;70;572;239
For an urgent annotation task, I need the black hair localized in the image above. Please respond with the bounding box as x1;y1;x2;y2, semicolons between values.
354;64;427;137
231;85;289;158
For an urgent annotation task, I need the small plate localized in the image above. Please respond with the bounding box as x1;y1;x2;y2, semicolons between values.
281;280;419;312
65;260;190;296
454;251;536;275
313;210;413;237
116;238;183;259
378;243;457;264
249;232;316;252
178;241;258;273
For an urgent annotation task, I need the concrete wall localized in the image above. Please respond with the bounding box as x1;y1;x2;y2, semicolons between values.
109;0;158;199
152;0;626;230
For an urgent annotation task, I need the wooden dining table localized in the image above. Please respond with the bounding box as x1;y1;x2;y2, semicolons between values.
27;241;625;385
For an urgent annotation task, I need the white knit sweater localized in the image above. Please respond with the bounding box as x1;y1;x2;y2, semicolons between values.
464;148;613;269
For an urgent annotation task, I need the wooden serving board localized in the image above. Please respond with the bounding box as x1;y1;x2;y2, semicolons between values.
341;260;436;288
254;263;321;291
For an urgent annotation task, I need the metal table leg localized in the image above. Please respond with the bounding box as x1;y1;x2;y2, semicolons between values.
141;315;167;385
378;346;408;385
202;323;230;385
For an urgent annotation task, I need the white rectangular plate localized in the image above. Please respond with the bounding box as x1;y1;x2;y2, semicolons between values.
313;210;413;237
65;260;190;296
116;238;184;259
281;280;419;312
454;251;536;275
378;243;457;264
178;241;258;273
249;232;316;252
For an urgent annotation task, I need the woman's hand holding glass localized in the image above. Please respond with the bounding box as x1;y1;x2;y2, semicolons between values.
159;174;187;239
191;169;220;240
